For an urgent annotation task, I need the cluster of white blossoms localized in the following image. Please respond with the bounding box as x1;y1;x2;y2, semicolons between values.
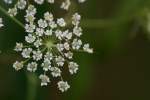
0;18;4;28
11;0;92;92
7;0;86;16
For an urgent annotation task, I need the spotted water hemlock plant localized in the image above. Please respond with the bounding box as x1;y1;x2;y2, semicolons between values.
4;0;92;92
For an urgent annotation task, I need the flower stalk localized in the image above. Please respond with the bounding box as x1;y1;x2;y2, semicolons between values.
0;5;24;28
26;73;38;100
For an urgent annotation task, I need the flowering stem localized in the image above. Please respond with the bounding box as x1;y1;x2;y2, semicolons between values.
0;5;24;28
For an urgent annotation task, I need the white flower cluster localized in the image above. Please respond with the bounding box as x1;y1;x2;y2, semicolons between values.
8;0;86;16
0;18;4;28
12;0;92;92
8;0;27;16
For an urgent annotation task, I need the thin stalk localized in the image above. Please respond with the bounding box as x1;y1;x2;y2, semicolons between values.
26;73;38;100
0;5;24;28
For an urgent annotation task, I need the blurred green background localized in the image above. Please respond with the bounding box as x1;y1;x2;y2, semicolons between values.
1;0;150;100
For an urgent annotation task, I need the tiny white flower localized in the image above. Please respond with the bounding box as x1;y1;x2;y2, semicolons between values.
62;30;69;37
21;48;32;58
39;74;50;86
55;56;65;66
44;29;52;36
57;18;66;27
34;39;42;48
66;32;73;40
44;12;54;21
27;62;38;72
56;43;64;52
13;61;24;71
44;52;53;61
63;30;72;40
64;42;70;50
68;62;78;74
38;19;48;28
33;50;43;61
55;30;63;40
72;39;82;50
17;0;27;10
72;13;81;25
25;24;36;33
57;81;70;92
65;52;73;59
50;67;61;77
49;21;57;28
73;26;82;37
26;5;37;15
25;14;35;23
14;43;23;52
83;43;93;53
61;0;71;10
41;59;51;71
8;7;17;16
35;28;44;36
25;34;36;43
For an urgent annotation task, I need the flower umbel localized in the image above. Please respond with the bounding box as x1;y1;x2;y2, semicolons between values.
11;0;93;92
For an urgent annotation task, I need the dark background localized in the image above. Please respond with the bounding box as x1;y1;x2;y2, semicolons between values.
0;0;150;100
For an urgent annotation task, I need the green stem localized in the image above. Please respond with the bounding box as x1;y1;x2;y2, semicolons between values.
26;73;38;100
0;5;24;28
